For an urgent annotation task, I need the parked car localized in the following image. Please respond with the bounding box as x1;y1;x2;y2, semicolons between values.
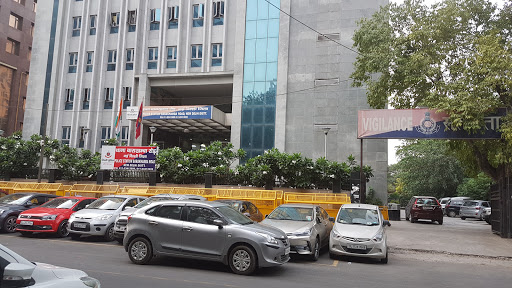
439;197;451;214
68;195;145;241
113;194;206;243
124;200;290;275
459;200;490;220
16;196;96;237
445;197;471;217
215;199;264;222
329;203;390;263
483;207;492;224
405;196;443;224
0;193;59;233
260;204;333;261
0;243;101;287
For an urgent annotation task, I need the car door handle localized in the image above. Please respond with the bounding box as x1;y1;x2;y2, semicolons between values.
182;226;193;232
148;221;158;225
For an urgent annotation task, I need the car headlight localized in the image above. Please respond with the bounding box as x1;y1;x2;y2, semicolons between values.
96;214;113;221
80;276;101;288
292;227;313;237
331;229;341;239
69;214;76;221
0;209;4;215
256;232;279;245
372;230;384;242
42;215;57;220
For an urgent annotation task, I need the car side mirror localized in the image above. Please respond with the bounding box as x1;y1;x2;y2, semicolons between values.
3;263;36;288
329;217;335;222
213;219;224;228
383;220;391;227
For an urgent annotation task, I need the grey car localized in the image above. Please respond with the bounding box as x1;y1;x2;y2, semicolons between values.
260;204;334;261
68;195;145;241
123;201;290;275
459;200;490;220
113;194;206;243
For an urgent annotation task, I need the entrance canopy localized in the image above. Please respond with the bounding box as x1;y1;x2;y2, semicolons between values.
142;105;231;133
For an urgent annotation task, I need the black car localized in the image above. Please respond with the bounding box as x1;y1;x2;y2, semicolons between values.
445;197;470;217
0;193;59;233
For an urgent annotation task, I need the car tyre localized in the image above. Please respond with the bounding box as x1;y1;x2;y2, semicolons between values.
438;218;443;225
448;211;456;217
56;220;69;238
381;251;388;264
104;224;115;242
70;233;81;240
310;239;320;261
19;231;33;237
461;216;466;220
2;216;18;233
128;237;153;265
229;245;257;275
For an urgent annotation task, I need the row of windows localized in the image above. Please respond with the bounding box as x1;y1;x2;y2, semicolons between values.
71;1;224;37
64;87;132;111
9;12;35;35
12;0;37;12
68;44;223;73
61;125;129;147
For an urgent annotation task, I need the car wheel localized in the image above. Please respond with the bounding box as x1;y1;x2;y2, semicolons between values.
128;237;153;265
19;231;33;237
310;239;320;261
70;233;81;240
461;217;466;220
438;218;443;225
104;224;115;242
56;220;69;238
2;216;18;233
448;211;456;217
229;245;257;275
381;251;389;264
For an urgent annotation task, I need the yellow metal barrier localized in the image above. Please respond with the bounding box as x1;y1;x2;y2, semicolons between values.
379;206;389;221
284;192;351;218
0;182;20;195
56;185;73;196
68;184;119;198
171;187;218;201
216;189;280;216
12;183;63;196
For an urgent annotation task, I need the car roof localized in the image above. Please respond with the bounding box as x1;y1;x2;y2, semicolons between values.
4;192;59;197
413;196;437;199
52;196;96;200
277;203;317;208
99;194;141;199
215;199;245;204
341;203;379;210
146;200;228;208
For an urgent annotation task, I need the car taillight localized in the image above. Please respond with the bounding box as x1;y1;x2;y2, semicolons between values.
413;204;419;209
475;207;480;210
127;216;132;222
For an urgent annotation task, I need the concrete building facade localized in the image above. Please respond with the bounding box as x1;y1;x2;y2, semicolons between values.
24;0;388;202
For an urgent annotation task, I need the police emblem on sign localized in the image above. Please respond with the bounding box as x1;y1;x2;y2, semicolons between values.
416;112;440;135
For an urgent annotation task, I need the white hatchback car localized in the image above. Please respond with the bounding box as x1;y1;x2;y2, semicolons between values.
0;244;100;287
329;204;390;263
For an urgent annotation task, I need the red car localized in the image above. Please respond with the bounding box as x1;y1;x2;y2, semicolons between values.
16;196;96;237
405;196;443;225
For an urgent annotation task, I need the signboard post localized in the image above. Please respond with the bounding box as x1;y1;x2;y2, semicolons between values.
100;146;158;171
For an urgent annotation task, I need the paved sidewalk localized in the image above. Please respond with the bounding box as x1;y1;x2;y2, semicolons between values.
386;211;512;259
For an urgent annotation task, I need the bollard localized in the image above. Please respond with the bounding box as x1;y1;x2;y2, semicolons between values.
265;179;273;190
48;169;57;183
96;170;104;185
204;172;213;188
332;178;341;193
149;171;157;186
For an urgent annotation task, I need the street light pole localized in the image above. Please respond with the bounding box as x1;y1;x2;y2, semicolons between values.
149;126;157;145
322;128;331;159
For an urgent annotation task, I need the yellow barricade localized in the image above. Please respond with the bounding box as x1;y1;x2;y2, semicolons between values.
56;185;73;196
284;192;351;218
119;186;151;196
68;184;119;198
12;182;63;196
171;187;218;201
0;182;18;195
216;189;280;216
379;206;389;221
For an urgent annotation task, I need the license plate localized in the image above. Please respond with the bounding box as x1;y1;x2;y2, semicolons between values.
20;221;33;226
74;223;87;228
285;247;290;254
423;206;433;210
347;244;367;250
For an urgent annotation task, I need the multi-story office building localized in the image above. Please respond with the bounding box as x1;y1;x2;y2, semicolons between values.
0;0;37;135
24;0;388;201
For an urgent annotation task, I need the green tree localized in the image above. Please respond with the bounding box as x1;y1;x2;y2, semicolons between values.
456;172;493;200
50;144;100;180
352;0;512;180
394;140;464;199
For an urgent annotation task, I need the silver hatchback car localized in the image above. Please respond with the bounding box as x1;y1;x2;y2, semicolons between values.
124;201;290;275
459;200;490;220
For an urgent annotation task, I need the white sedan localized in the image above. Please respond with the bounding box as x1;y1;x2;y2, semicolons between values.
0;244;100;288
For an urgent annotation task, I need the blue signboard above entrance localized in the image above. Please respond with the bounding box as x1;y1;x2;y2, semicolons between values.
143;105;213;120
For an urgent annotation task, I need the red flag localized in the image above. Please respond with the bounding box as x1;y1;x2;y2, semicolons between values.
135;101;143;139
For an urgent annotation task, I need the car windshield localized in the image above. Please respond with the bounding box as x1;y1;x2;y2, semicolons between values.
337;208;380;226
219;201;241;211
216;206;253;225
267;206;314;221
134;197;173;209
463;201;478;207
87;197;125;210
41;198;79;209
416;198;438;205
0;194;32;205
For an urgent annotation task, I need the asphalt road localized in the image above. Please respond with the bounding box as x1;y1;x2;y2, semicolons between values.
1;231;511;288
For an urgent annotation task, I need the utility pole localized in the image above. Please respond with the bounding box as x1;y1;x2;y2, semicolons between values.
37;103;49;183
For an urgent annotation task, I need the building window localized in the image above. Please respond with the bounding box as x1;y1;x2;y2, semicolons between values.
166;46;177;68
13;0;26;4
150;8;161;30
126;48;134;70
107;50;117;71
213;1;224;26
101;126;111;146
78;126;87;148
30;23;35;37
90;15;96;35
72;16;81;37
148;47;158;69
9;13;23;31
27;47;32;61
5;38;20;55
121;126;129;145
33;0;37;12
192;4;204;27
168;6;179;29
104;88;114;109
127;10;137;32
65;89;74;110
191;44;202;67
110;12;120;33
86;51;93;72
83;88;90;110
211;43;223;66
123;87;132;108
68;52;78;73
62;126;71;146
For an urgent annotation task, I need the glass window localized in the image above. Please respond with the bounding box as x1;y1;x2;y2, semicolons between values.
150;8;161;30
213;1;224;26
9;13;23;31
64;89;74;110
101;126;111;145
192;4;204;27
41;198;80;209
166;46;177;68
155;205;182;220
268;206;314;221
126;48;134;70
33;0;37;12
88;197;124;210
72;16;81;36
104;88;114;109
82;88;90;110
110;12;120;33
86;51;93;72
13;0;26;5
62;126;71;145
168;6;179;29
128;10;137;32
148;47;158;70
187;206;221;225
68;53;78;73
6;38;20;55
337;208;380;226
30;22;35;37
257;0;269;20
121;126;129;145
107;50;117;71
90;15;97;35
211;43;223;67
191;44;202;67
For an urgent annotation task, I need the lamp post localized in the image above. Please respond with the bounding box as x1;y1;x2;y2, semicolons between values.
149;126;157;145
322;127;331;159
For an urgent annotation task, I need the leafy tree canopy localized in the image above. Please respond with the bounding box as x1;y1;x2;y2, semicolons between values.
456;172;493;200
352;0;512;180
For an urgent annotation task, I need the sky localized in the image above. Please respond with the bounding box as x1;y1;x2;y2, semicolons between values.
386;0;507;165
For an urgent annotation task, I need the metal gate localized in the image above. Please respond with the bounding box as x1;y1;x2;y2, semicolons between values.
490;173;512;238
